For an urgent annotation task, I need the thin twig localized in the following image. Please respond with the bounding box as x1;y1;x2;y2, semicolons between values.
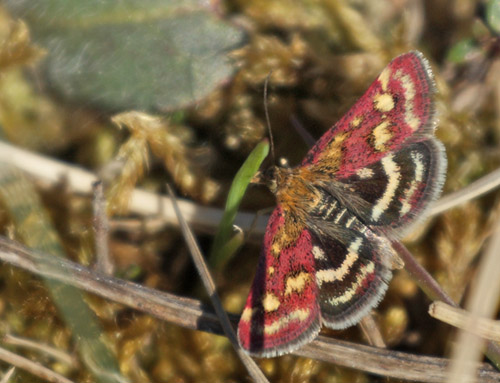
3;141;500;376
0;346;74;383
430;167;500;216
1;236;500;382
3;334;77;367
263;72;275;163
392;240;500;369
296;335;498;383
359;315;386;348
429;302;500;343
290;115;316;147
166;185;269;383
392;241;454;304
2;141;500;241
92;181;113;275
0;367;16;383
0;141;264;238
448;217;500;383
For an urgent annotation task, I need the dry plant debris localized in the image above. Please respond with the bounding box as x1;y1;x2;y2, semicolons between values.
0;0;499;382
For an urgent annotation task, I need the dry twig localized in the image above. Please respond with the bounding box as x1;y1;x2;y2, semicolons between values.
3;334;77;367
430;167;500;217
359;315;386;348
0;141;264;238
392;241;500;368
0;346;74;383
0;367;16;383
447;217;500;382
1;141;500;240
0;236;499;382
92;181;114;274
2;137;500;379
166;185;269;383
429;302;500;343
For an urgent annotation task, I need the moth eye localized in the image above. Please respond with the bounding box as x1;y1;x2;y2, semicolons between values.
264;167;277;180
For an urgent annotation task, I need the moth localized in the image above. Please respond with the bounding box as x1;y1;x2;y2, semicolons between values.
237;51;447;357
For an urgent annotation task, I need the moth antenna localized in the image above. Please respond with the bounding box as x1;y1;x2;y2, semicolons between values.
264;71;276;163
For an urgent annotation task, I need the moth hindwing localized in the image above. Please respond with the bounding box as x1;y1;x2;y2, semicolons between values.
237;51;447;357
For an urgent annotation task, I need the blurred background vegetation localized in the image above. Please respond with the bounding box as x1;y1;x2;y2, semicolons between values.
0;0;499;382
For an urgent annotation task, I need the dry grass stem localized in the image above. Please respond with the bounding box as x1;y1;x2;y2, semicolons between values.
92;181;114;275
447;217;500;383
429;302;500;343
0;346;74;383
3;141;500;243
0;3;497;381
430;167;500;217
296;335;499;383
359;315;386;348
392;240;500;368
3;334;76;367
392;241;455;304
1;236;500;382
2;141;500;376
290;115;316;147
0;141;265;238
166;185;269;383
0;367;16;383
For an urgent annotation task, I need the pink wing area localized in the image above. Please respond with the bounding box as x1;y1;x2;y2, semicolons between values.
237;207;321;357
302;51;436;179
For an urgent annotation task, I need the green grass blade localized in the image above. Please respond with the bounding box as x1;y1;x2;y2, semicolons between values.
210;140;269;269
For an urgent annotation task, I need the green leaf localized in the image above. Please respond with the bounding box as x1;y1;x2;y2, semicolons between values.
210;140;269;269
486;0;500;34
214;231;245;269
5;0;245;112
446;38;477;64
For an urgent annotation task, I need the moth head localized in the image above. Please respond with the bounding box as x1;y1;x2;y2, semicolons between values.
251;166;281;194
